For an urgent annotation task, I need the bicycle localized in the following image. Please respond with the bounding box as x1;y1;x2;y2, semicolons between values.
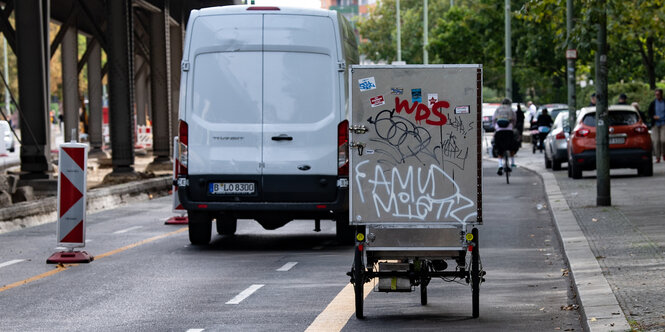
501;150;511;184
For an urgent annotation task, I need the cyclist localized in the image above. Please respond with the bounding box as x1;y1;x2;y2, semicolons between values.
536;108;553;152
493;98;516;175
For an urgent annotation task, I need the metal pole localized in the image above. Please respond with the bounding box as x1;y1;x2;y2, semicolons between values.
396;0;401;62
3;36;8;115
596;0;610;206
423;0;428;64
504;0;512;100
567;0;576;129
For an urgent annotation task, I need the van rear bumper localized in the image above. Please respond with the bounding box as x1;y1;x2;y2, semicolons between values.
177;175;348;217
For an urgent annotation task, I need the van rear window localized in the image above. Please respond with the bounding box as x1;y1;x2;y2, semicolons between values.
581;111;639;127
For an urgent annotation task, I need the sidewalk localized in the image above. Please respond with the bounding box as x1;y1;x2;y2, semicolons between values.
512;143;665;331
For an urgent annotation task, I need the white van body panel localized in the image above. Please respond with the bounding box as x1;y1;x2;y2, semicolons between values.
187;14;263;175
262;14;339;175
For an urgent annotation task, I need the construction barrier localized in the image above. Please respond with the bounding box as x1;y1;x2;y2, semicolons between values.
165;136;187;225
47;142;93;264
136;125;153;149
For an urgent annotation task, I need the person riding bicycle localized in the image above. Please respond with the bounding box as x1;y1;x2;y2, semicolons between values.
493;98;516;176
536;108;553;152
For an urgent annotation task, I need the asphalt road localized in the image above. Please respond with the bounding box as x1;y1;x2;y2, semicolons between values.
0;161;583;331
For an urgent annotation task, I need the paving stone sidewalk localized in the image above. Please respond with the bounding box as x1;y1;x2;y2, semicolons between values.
516;146;665;331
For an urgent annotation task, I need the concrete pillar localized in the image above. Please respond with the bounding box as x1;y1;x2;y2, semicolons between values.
149;11;170;163
106;0;135;174
170;23;183;141
135;56;148;126
87;38;103;154
61;25;79;142
15;0;51;179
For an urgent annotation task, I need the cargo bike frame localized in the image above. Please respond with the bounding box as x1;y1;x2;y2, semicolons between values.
347;65;485;319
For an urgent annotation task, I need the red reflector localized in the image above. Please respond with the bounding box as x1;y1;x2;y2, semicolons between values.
197;204;208;209
577;158;584;163
358;244;364;251
247;6;280;10
468;245;473;252
316;205;327;209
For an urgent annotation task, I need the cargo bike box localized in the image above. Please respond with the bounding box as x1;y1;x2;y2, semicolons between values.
346;65;485;318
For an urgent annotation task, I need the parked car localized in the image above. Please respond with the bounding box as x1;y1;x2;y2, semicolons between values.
1;120;14;152
567;105;652;179
482;103;500;132
544;112;571;170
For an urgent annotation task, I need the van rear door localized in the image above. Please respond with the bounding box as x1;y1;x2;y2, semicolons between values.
188;14;263;176
262;14;339;176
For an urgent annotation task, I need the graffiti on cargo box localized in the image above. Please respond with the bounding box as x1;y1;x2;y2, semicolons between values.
353;161;476;222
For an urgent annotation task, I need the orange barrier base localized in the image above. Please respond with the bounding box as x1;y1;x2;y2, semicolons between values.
165;216;188;225
47;251;94;264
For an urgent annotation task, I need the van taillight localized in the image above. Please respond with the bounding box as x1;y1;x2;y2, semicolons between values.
576;128;590;137
338;120;349;177
555;132;565;140
179;120;188;176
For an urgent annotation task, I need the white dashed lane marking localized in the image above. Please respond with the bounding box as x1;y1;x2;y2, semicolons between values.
0;259;25;269
113;226;143;234
226;284;264;305
276;262;298;271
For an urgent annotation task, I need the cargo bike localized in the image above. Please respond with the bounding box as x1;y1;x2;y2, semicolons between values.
346;65;485;318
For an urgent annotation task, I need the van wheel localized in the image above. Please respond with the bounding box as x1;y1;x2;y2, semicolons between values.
216;214;237;235
336;213;354;244
544;155;552;169
188;211;212;245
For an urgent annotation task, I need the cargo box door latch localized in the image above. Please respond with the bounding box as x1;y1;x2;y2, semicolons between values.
181;61;190;72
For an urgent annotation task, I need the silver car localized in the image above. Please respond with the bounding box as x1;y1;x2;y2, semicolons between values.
543;112;571;170
1;120;14;153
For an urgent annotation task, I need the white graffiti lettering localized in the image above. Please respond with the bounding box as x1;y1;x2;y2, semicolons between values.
356;163;476;223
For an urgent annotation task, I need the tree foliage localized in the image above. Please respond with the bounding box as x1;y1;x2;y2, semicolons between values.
355;0;665;105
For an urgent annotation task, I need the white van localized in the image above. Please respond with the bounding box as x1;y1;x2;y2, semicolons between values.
176;5;358;245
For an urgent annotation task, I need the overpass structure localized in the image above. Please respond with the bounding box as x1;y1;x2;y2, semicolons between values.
4;0;236;180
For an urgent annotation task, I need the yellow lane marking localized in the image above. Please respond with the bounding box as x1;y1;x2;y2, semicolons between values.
95;227;188;259
0;227;188;293
0;264;74;293
305;279;374;332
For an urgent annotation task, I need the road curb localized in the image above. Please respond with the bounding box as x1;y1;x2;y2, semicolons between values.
517;161;631;332
0;176;171;235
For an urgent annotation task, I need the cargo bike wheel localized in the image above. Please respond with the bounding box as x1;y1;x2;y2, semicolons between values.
353;245;365;319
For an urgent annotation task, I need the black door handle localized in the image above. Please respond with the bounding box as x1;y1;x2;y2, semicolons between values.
272;135;293;141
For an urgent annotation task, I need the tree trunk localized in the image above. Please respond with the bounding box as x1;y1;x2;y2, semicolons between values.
637;37;656;89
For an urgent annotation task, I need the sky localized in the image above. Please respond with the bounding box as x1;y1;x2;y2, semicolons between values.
251;0;322;8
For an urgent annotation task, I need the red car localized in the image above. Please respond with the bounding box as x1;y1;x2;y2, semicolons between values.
567;105;652;179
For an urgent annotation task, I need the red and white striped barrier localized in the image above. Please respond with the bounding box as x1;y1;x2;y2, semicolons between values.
47;142;94;264
135;125;153;149
165;136;188;225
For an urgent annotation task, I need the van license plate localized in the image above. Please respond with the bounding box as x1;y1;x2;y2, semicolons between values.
210;182;255;195
609;137;625;145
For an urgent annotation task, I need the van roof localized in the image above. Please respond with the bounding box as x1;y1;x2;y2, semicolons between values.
197;5;333;17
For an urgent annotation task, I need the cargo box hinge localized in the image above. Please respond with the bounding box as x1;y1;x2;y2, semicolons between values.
337;61;346;72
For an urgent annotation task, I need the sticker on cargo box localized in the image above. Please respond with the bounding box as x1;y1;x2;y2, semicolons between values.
390;88;403;95
411;89;422;103
455;105;470;114
370;96;385;107
427;93;438;107
358;77;377;92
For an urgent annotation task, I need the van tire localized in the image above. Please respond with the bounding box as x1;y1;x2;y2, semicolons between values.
216;215;237;235
335;214;354;244
188;211;212;245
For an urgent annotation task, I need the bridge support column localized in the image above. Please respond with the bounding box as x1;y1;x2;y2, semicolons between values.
147;9;171;171
61;25;79;143
87;38;104;156
15;0;52;179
